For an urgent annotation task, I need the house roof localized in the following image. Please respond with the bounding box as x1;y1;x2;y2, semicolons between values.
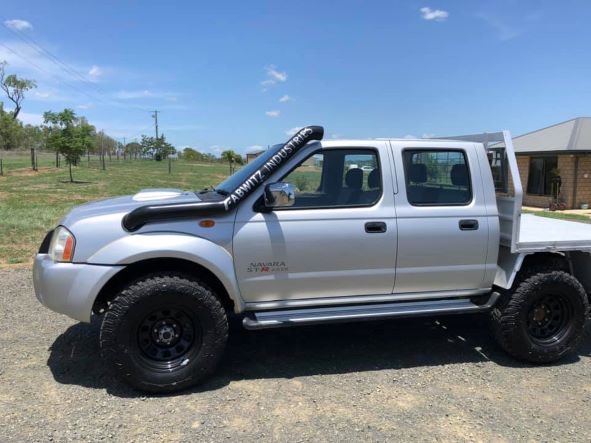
246;147;266;155
511;117;591;154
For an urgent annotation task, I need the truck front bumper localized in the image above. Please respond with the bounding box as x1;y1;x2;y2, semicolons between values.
33;254;123;323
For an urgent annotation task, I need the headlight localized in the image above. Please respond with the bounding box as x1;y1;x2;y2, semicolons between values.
49;226;76;262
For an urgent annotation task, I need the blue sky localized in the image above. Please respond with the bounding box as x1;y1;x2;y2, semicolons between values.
1;1;590;155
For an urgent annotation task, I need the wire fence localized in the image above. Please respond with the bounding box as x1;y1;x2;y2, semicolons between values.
0;149;232;176
0;149;147;175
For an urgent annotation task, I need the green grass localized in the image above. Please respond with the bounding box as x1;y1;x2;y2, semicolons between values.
0;150;58;171
523;209;591;223
0;154;230;266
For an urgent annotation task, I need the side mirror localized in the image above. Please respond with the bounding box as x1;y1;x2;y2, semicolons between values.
264;182;295;208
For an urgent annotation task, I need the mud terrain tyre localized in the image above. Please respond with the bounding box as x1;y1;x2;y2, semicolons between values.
491;271;588;363
100;273;228;393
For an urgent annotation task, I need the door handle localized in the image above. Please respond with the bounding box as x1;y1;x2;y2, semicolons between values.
459;219;479;231
365;221;387;233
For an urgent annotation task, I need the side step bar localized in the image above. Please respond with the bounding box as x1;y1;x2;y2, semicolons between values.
243;293;500;330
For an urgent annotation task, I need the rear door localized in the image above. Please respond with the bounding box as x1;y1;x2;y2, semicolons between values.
391;143;491;293
233;141;397;303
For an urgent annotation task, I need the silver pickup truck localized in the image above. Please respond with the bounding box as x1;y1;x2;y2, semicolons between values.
34;126;591;393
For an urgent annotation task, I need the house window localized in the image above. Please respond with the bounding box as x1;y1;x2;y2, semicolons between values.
527;156;558;196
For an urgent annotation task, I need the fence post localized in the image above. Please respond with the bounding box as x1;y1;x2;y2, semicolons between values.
0;158;3;176
31;148;35;170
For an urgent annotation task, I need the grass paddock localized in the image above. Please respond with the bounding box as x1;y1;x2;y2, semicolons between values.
0;153;229;266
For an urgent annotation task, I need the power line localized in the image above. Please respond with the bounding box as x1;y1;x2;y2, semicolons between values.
0;25;152;112
0;41;107;106
127;126;153;142
0;26;158;140
1;21;107;97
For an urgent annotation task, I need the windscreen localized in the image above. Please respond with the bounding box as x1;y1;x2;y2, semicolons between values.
215;145;281;194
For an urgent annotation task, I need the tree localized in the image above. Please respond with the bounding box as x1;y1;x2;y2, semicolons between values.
0;102;23;150
140;134;175;161
0;61;37;120
124;142;142;159
221;150;239;174
44;109;95;182
182;147;204;162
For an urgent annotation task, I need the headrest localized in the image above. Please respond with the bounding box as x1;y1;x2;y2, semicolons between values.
368;169;380;188
451;164;469;187
345;168;363;189
409;163;427;184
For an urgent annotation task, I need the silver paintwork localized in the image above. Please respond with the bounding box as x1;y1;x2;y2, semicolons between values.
435;131;523;253
388;139;499;293
33;131;591;324
33;253;123;322
233;140;398;302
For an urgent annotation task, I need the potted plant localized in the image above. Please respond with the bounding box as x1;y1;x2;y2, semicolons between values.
581;202;589;210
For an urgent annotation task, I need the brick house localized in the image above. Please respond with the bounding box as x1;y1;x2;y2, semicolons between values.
511;117;591;209
245;147;266;163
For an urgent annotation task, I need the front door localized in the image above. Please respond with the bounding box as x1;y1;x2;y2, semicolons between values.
233;142;397;303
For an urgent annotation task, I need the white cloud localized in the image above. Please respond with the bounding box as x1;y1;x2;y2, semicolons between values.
114;89;153;99
88;65;102;80
265;110;280;118
285;126;302;136
403;134;417;139
4;19;33;31
206;145;228;156
331;133;342;139
261;65;287;90
279;94;291;103
112;89;179;101
77;103;94;110
477;13;519;41
420;7;449;22
267;65;287;82
0;41;112;96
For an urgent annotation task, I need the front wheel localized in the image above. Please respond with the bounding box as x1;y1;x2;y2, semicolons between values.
100;273;228;393
490;271;588;363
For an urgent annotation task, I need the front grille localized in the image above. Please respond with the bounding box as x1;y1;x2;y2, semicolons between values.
38;229;54;254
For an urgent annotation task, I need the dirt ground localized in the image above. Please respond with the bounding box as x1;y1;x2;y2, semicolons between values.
1;268;591;442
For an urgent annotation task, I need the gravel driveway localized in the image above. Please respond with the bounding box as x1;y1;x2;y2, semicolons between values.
1;268;591;442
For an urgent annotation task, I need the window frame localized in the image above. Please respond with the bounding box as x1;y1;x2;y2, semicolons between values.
402;147;473;207
254;147;384;212
526;156;558;196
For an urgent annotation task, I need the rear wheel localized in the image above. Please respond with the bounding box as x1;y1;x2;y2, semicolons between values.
491;271;588;363
100;273;228;393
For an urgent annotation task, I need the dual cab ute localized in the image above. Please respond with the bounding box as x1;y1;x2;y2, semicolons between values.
34;126;591;392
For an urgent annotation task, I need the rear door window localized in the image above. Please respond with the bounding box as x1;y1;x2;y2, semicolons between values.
402;149;472;206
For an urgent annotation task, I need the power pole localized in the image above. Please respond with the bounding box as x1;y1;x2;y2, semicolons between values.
152;111;159;140
101;132;106;170
152;110;171;174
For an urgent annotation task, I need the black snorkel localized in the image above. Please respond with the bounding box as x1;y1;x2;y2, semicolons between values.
122;125;324;231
